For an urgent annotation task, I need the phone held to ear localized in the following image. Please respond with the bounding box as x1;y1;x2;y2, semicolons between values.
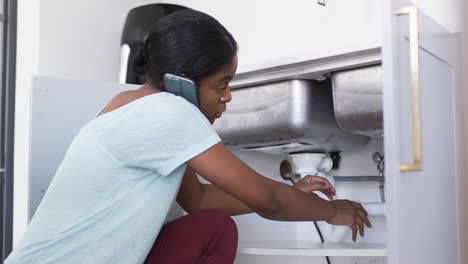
163;73;199;107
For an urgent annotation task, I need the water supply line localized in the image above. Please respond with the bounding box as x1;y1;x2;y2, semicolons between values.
373;152;385;203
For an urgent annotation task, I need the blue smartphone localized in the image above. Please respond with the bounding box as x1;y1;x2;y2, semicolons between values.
163;73;199;108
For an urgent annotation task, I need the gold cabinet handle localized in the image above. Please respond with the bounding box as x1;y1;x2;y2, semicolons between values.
396;6;422;172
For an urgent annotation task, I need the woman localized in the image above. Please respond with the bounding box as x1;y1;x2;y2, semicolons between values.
6;9;371;264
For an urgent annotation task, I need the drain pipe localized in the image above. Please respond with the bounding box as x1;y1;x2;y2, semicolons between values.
286;153;386;243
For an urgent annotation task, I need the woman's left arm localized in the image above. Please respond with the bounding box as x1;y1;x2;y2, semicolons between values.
176;167;336;216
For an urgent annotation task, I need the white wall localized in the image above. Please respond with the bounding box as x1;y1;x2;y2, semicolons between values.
14;0;40;246
30;0;467;81
412;0;463;32
37;0;160;82
461;1;468;263
37;0;384;77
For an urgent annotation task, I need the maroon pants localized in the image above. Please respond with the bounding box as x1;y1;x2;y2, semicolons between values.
144;209;238;264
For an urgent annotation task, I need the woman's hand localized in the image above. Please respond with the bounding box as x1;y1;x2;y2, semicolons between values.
293;175;336;200
293;176;372;241
326;199;372;241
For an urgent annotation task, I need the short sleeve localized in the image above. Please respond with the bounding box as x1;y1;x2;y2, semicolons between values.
96;94;221;176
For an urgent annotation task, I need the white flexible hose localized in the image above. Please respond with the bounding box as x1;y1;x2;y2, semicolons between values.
363;202;386;216
323;224;349;243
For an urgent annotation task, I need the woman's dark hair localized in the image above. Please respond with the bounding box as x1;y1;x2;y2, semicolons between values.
132;9;238;89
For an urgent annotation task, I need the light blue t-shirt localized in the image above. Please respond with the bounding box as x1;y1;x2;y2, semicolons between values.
6;92;221;264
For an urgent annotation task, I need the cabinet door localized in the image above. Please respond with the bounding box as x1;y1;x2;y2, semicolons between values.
383;1;460;264
29;77;140;219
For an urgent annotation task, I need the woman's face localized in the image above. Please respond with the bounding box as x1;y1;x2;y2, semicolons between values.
198;56;238;124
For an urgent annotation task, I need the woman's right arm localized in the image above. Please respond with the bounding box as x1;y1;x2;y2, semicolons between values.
187;142;371;241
